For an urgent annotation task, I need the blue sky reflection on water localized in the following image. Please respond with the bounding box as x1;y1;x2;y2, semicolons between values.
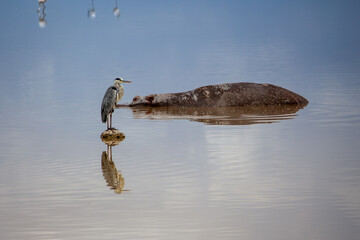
0;1;360;240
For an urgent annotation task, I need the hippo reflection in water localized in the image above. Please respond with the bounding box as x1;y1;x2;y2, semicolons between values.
129;105;305;125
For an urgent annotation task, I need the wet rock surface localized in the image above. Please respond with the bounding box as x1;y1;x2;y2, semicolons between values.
100;129;125;146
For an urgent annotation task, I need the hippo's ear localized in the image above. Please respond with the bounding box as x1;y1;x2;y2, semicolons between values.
145;95;155;103
132;96;141;102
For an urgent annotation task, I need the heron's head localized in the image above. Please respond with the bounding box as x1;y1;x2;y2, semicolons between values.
114;77;132;85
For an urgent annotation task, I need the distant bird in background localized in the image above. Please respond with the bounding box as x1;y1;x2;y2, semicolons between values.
88;0;96;19
37;0;47;28
101;78;132;130
113;0;120;18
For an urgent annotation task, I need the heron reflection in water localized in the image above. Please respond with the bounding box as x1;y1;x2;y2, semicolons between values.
113;0;120;18
37;0;47;28
101;146;127;194
101;132;128;194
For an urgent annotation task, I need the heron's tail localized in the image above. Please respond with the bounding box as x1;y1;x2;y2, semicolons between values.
101;109;107;123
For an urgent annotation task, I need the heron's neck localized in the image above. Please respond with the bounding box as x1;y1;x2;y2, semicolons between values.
114;82;123;90
114;82;124;102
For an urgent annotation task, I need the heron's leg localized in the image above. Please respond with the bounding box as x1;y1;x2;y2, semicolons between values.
107;115;110;130
107;145;111;161
109;146;112;161
110;112;113;129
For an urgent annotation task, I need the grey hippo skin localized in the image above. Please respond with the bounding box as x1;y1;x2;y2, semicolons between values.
129;82;308;107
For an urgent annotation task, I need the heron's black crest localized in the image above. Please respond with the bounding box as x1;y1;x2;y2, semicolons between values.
115;78;121;80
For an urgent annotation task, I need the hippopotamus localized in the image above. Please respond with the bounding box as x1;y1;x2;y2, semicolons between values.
128;82;308;107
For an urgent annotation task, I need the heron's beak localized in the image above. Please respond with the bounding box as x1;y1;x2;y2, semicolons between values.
122;80;132;83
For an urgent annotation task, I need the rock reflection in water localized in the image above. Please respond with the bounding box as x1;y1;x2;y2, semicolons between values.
130;105;306;125
101;132;128;194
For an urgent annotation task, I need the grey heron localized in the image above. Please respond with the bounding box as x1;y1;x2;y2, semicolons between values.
101;77;132;130
113;0;120;18
88;0;96;19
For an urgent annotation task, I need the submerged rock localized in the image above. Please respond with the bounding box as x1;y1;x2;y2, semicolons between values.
129;82;308;107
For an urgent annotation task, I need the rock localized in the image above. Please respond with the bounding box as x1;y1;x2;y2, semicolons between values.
129;82;308;107
100;129;125;146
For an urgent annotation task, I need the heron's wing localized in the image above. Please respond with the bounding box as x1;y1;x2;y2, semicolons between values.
101;86;118;122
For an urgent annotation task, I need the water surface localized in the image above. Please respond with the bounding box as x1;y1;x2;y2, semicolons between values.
0;1;360;239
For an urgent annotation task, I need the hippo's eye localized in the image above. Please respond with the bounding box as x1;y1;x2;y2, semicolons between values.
145;95;155;103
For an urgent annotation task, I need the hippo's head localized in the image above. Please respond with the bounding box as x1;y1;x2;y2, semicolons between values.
130;95;157;106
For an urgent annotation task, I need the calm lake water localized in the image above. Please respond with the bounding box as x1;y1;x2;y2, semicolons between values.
1;1;360;239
